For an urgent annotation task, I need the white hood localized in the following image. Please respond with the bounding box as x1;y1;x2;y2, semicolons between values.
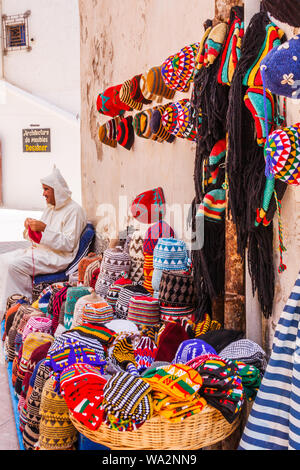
40;166;72;209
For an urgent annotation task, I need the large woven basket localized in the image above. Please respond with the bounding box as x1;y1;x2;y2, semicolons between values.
69;405;241;450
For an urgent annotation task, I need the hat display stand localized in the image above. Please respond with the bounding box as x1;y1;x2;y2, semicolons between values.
69;405;242;450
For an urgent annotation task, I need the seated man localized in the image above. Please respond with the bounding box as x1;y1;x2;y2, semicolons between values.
0;166;87;316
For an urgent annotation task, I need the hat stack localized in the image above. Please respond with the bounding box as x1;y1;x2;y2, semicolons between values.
38;376;78;450
114;284;151;320
106;276;133;313
60;363;107;431
95;246;131;299
82;300;114;325
13;309;46;359
64;287;92;330
127;296;160;327
102;371;153;431
152;237;189;298
71;291;104;328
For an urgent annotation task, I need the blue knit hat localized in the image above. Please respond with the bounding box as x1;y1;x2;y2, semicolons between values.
153;238;189;271
260;34;300;99
173;339;217;364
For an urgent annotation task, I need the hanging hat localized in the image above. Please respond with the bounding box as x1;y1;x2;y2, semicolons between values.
146;66;176;99
133;111;149;138
203;23;228;67
127;296;160;326
96;84;132;117
243;22;284;87
150;104;176;143
153;238;189;271
244;86;276;147
117;115;135;150
264;122;300;185
140;72;159;102
261;0;300;29
173;43;199;83
161;55;190;92
131;186;166;224
195;26;212;70
260;34;300;99
217;6;244;86
161;102;181;136
196;189;226;222
82;301;114;324
173;339;217;364
119;79;144;111
98;117;121;148
175;100;197;140
129;74;153;105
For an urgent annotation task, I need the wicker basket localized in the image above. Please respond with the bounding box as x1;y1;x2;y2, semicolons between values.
69;405;241;450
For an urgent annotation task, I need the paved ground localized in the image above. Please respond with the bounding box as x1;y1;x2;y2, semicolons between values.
0;208;41;450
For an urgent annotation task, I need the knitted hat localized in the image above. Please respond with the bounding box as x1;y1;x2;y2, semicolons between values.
196;189;226;222
143;253;154;295
60;363;107;431
153;238;189;271
83;258;102;287
146;66;176;99
140;72;158;101
129;74;152;105
102;371;153;426
22;316;52;342
134;336;158;372
114;284;151;320
172;43;199;85
64;286;91;329
98;246;131;278
173;339;217;364
97;84;132;117
82;300;114;324
143;220;175;255
98;122;117;148
217;6;244;86
106;277;133;311
28;226;42;244
119;79;143;111
143;363;203;401
158;270;196;307
203;22;228;67
260;33;300;99
71;290;104;328
39;377;78;450
195;26;213;70
161;54;191;92
51;286;69;335
128;231;145;283
51;328;106;360
117;116;135;150
219;338;267;373
159;303;195;323
264;122;300;185
150;104;176;143
105;319;139;335
70;322;117;348
244;86;275;147
127;296;160;326
131;187;166;224
155;322;190;363
261;0;300;28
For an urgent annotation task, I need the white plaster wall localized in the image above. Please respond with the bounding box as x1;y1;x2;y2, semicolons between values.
0;81;81;210
1;0;80;115
79;0;215;242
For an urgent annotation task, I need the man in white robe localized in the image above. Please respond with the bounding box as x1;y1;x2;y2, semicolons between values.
0;166;87;316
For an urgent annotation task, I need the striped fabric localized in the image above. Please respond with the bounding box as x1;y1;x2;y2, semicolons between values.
82;301;114;324
127;296;160;326
239;271;300;450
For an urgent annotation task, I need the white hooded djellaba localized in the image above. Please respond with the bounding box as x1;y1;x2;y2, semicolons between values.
0;166;87;314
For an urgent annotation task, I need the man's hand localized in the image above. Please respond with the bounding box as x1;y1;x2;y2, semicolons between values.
28;219;47;232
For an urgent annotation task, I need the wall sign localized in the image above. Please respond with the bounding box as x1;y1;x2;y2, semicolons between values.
22;128;51;152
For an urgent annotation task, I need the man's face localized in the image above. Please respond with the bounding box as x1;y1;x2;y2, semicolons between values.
42;184;55;205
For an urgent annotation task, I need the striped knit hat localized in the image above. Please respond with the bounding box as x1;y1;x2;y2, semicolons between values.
196;189;226;222
143;253;154;295
150;104;176;143
114;284;151;320
96;84;132;117
106;277;133;312
153;238;189;271
102;371;153;426
129;74;152;105
49;328;106;360
117;115;135;150
143;220;175;255
127;296;160;326
82;300;114;324
146;66;175;100
71;291;104;328
98;121;117;148
159;303;196;323
119;79;143;111
203;22;228;67
244;86;275;147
